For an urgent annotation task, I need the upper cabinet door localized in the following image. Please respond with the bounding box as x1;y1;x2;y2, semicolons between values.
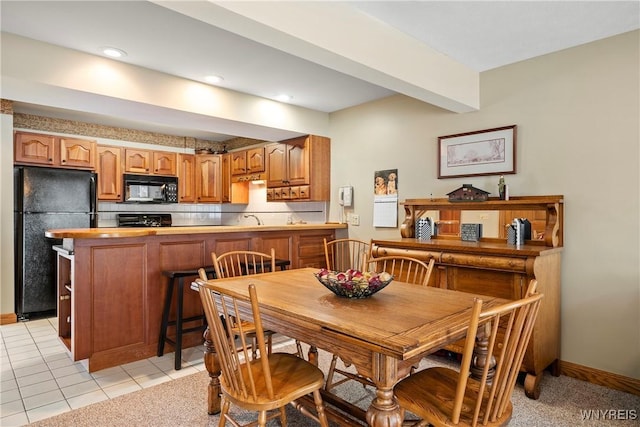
195;154;222;203
14;132;56;166
247;147;265;173
152;151;177;176
59;138;96;169
124;149;151;174
266;143;287;187
231;151;248;176
178;153;196;203
96;145;122;201
285;139;309;186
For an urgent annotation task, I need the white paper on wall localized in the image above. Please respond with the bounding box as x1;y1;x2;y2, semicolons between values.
373;194;398;227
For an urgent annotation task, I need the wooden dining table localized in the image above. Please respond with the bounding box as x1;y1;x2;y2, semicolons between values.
197;267;506;427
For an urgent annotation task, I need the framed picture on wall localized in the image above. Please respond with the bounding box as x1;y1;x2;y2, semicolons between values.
438;125;516;179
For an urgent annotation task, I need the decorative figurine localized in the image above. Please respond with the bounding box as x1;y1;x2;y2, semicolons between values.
498;175;506;200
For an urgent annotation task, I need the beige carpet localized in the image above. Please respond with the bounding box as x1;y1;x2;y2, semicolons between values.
28;342;639;427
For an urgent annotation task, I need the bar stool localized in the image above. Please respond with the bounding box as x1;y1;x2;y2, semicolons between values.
158;265;215;370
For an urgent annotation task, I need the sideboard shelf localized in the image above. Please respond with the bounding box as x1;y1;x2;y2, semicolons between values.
400;195;564;248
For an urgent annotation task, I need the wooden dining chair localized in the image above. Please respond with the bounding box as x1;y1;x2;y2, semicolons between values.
324;255;435;391
323;238;371;272
393;280;543;427
365;255;435;287
196;279;330;427
212;249;277;359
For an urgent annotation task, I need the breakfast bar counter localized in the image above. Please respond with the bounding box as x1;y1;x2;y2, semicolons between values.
45;222;346;239
46;223;346;372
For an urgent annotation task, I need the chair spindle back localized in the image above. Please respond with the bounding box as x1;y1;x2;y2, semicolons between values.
324;238;370;272
198;281;274;402
213;249;276;279
366;255;435;286
454;280;543;425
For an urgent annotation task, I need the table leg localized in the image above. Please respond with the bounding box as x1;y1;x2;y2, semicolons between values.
470;322;496;381
366;386;403;427
307;345;318;366
203;326;222;415
366;355;404;427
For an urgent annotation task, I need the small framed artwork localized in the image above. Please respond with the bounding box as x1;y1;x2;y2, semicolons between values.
438;125;516;179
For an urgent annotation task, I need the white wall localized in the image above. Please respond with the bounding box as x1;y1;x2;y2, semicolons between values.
328;31;640;379
1;112;15;315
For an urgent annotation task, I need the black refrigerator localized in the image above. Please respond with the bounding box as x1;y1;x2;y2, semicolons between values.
14;166;97;319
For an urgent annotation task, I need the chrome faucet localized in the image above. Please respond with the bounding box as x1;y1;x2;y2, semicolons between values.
243;214;262;225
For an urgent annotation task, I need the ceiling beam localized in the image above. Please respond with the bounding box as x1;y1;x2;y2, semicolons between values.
154;1;479;113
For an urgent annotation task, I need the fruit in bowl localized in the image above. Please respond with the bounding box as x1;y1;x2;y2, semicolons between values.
314;268;393;298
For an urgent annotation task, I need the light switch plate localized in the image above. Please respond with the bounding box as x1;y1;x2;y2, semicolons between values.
351;214;360;226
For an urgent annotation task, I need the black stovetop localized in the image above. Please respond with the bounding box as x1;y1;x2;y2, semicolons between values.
116;213;172;227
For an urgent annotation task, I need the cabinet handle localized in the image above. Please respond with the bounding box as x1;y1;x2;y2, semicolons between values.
61;159;66;163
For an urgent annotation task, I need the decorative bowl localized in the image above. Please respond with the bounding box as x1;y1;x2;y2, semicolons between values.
314;269;393;299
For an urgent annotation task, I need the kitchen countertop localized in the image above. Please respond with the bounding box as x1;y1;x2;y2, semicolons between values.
45;222;348;239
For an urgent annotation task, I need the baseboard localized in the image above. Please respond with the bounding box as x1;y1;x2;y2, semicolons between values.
1;312;17;325
560;360;640;396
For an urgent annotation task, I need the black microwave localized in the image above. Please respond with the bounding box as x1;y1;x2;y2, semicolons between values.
123;174;178;203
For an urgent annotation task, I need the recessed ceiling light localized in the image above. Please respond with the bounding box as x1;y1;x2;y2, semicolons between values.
205;75;224;84
275;94;293;102
101;47;127;58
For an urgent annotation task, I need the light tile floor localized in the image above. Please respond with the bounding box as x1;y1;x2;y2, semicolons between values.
0;317;206;426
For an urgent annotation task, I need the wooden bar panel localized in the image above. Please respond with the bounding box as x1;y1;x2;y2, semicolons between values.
91;244;146;353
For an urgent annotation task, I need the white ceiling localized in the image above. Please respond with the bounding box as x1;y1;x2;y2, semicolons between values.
2;1;638;141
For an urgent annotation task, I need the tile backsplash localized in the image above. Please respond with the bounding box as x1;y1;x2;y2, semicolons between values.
98;182;327;227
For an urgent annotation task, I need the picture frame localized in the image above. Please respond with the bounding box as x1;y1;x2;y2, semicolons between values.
438;125;516;179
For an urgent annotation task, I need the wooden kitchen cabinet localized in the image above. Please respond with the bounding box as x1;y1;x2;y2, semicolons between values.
265;135;330;202
371;195;564;400
247;147;265;173
153;151;177;175
231;151;246;176
124;148;176;176
195;154;222;203
222;154;231;203
253;234;293;263
60;137;97;169
221;154;249;204
54;225;343;372
14;131;96;169
231;147;265;176
96;145;122;201
124;148;150;174
296;230;336;268
53;246;73;350
177;153;196;203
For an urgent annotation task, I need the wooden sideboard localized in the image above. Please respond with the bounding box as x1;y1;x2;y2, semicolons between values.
372;195;563;399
